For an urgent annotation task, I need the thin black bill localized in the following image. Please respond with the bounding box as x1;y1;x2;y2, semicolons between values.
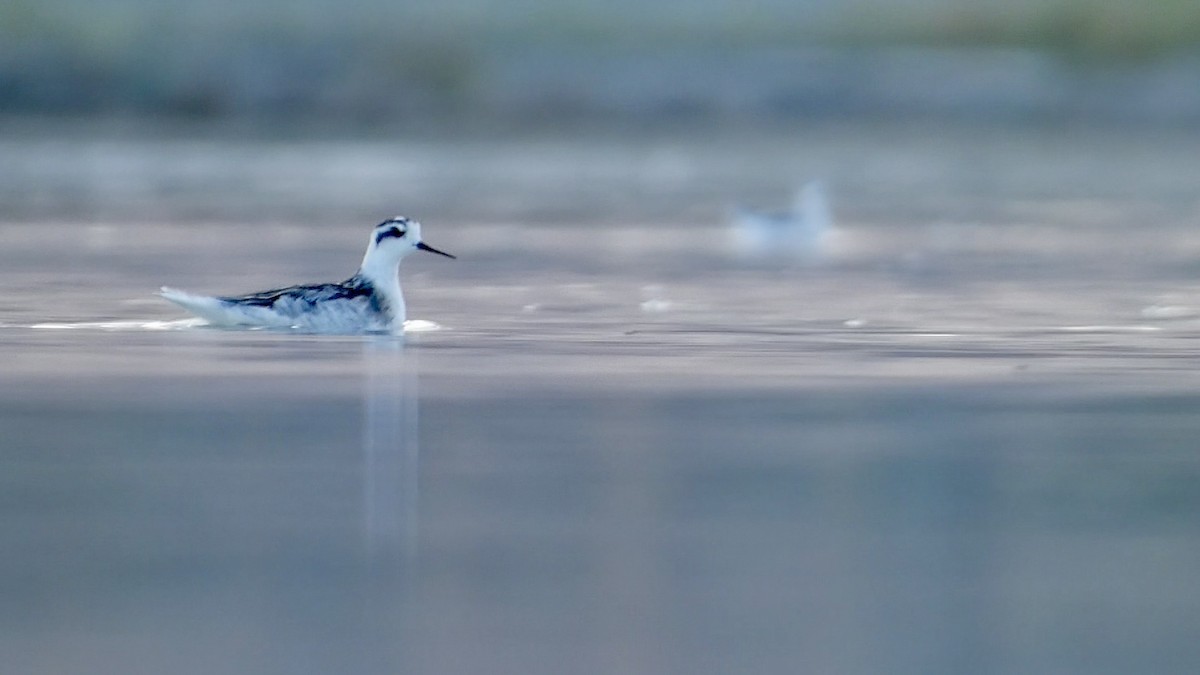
416;241;456;259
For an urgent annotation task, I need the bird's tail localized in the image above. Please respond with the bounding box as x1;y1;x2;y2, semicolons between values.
159;287;234;325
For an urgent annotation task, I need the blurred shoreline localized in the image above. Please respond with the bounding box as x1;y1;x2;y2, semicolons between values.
4;0;1200;127
3;45;1200;128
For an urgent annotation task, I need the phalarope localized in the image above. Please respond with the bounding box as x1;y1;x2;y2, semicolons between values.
731;181;833;259
160;216;455;334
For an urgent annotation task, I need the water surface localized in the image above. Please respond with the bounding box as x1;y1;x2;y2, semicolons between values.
3;124;1200;674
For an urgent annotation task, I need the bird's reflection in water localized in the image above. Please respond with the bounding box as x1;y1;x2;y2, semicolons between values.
360;336;419;670
362;336;419;560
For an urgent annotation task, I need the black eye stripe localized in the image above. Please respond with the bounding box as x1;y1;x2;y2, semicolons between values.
375;226;406;245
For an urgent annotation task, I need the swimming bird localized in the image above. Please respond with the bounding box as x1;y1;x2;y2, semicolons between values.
731;180;834;260
160;216;455;334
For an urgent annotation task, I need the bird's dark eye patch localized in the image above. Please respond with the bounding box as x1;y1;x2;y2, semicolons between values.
375;226;406;245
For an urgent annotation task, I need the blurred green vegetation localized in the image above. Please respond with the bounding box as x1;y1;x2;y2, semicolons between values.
1;0;1199;119
840;0;1200;60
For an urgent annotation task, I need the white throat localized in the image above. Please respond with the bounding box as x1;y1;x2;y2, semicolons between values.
359;247;407;325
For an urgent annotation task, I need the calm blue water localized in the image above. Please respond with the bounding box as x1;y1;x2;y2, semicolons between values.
2;124;1200;674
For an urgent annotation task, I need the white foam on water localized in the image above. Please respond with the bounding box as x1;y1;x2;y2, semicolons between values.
402;319;442;333
29;318;209;331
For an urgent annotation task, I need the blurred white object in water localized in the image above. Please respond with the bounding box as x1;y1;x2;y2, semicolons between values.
1141;305;1196;320
639;284;673;313
731;181;834;260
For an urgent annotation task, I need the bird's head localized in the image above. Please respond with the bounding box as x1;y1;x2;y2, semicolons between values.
360;216;455;283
